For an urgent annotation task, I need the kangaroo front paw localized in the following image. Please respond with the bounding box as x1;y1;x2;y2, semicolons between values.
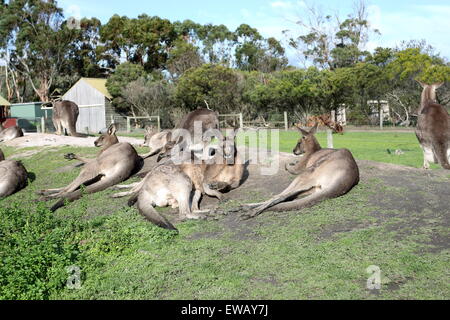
64;153;76;160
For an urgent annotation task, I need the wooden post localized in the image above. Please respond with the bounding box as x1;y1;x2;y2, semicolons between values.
284;111;288;131
127;117;131;133
239;113;244;129
85;127;89;134
379;107;384;130
41;117;45;133
327;129;334;148
157;116;161;131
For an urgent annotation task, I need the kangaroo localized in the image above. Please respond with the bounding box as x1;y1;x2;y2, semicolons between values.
242;123;359;218
112;159;198;231
415;81;450;170
38;124;143;211
0;151;28;199
0;125;24;142
168;108;220;153
52;100;82;137
157;128;244;211
139;125;172;159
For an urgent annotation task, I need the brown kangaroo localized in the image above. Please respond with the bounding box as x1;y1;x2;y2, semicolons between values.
242;123;359;218
112;160;197;231
139;126;172;159
167;108;220;153
415;81;450;170
52;100;82;137
157;128;244;211
38;124;143;211
0;151;28;199
0;125;24;142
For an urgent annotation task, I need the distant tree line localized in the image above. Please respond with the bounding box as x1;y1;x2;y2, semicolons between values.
1;0;449;127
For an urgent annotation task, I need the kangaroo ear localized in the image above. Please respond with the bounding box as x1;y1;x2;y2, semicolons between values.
108;124;117;135
295;124;309;136
416;79;427;88
309;122;319;135
166;131;172;142
432;82;444;90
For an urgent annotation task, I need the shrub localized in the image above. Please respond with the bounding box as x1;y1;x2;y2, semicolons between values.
0;204;80;300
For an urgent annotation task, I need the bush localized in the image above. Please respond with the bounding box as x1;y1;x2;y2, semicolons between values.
0;204;80;300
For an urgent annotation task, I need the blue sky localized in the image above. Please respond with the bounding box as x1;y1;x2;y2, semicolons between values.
59;0;450;65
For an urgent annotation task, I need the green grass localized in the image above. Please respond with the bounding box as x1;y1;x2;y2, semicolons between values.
238;130;440;169
120;129;436;169
0;131;448;300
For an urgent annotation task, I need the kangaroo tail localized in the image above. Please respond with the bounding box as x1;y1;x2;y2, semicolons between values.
137;197;178;231
432;142;450;169
68;122;87;137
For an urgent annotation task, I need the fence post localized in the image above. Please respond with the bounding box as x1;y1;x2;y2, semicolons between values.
284;111;288;131
379;107;384;130
157;116;161;131
41;117;45;133
327;129;334;148
239;113;243;129
127;117;131;133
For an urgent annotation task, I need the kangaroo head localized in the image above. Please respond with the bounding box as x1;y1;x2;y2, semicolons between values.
94;124;119;149
157;132;179;162
417;80;444;104
219;128;238;159
143;125;157;146
293;123;321;156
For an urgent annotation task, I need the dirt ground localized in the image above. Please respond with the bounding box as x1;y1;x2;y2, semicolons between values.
3;133;143;148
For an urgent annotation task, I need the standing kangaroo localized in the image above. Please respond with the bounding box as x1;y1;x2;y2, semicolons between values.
415;82;450;170
52;100;82;137
0;124;24;142
0;149;28;199
38;124;143;211
243;123;359;218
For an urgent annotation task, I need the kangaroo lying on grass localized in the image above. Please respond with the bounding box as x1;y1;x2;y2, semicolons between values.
0;124;24;142
0;148;28;199
157;128;244;211
38;124;143;211
112;129;244;230
415;81;450;170
242;123;360;219
139;125;172;159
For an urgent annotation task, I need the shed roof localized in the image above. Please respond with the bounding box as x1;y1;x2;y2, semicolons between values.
0;95;11;106
66;78;113;100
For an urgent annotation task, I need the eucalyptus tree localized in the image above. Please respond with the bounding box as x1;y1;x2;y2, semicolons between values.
0;0;78;102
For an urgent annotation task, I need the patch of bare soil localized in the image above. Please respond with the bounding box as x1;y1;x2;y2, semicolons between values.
3;133;143;148
179;149;449;250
